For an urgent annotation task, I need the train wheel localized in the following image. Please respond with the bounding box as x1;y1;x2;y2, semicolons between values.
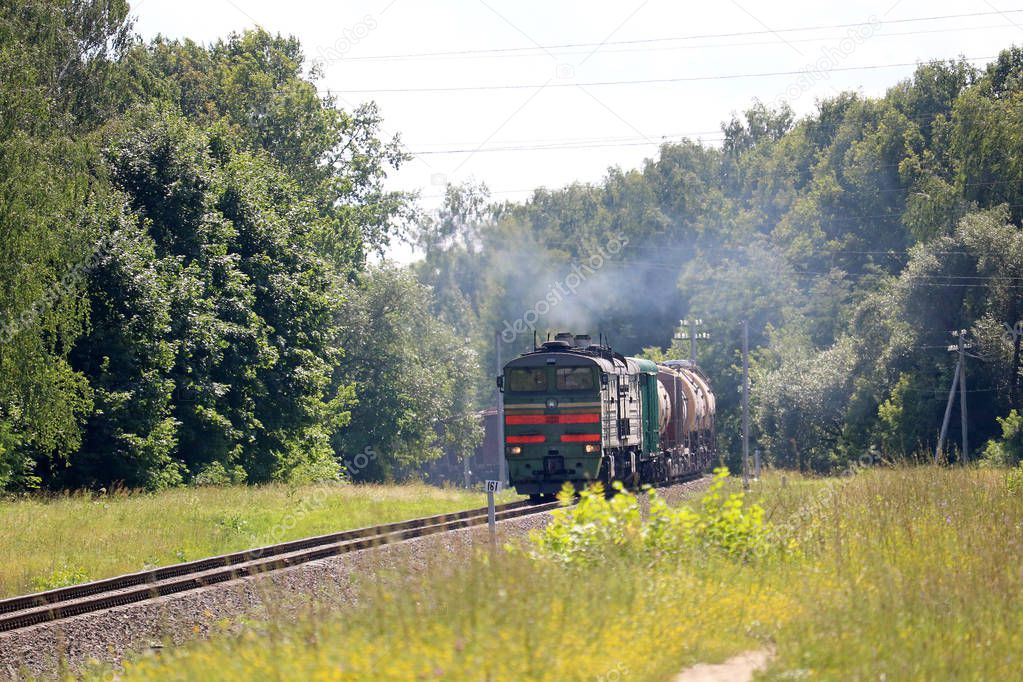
598;456;613;491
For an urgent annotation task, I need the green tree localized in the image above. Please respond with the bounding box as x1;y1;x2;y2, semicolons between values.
63;214;180;489
104;105;347;483
332;266;482;481
982;410;1023;466
0;0;134;488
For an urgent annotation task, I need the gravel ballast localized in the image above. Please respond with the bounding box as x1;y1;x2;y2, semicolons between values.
0;477;710;680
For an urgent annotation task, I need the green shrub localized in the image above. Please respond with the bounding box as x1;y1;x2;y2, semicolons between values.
192;462;248;487
526;467;773;564
1008;461;1023;495
984;410;1023;467
30;564;90;592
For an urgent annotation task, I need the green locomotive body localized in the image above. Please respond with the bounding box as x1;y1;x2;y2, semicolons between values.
499;333;715;497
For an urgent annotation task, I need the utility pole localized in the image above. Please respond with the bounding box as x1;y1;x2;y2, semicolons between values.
495;331;507;485
1008;320;1022;410
958;330;969;463
938;330;973;464
742;319;750;487
678;318;709;363
934;361;960;465
688;318;699;362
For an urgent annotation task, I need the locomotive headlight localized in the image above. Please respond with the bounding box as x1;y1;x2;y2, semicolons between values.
584;444;599;453
506;446;523;455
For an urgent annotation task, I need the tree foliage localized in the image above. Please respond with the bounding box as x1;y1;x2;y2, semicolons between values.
332;266;482;481
416;55;1023;472
8;2;1023;487
0;2;471;490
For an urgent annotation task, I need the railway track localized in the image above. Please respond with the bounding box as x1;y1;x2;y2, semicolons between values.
0;498;562;634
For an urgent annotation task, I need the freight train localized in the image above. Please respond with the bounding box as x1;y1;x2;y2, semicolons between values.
497;332;716;498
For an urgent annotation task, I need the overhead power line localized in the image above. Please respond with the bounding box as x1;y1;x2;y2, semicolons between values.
575;260;1023;288
322;56;996;94
325;25;1017;63
410;138;723;154
333;9;1023;62
408;105;1023;155
419;185;1023;222
411;131;721;149
626;242;1023;263
407;104;1023;155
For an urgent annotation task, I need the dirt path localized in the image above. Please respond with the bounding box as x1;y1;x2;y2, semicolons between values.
672;648;774;682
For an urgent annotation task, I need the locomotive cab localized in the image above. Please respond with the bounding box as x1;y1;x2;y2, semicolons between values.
500;340;607;497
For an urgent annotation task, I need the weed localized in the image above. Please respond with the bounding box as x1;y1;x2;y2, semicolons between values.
526;467;773;564
1008;462;1023;495
30;564;90;592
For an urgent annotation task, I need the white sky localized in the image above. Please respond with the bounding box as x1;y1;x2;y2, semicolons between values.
133;0;1023;260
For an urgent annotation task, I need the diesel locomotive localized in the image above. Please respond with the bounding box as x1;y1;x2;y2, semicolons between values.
497;332;716;498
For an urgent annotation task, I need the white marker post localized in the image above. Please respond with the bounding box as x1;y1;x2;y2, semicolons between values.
485;479;500;543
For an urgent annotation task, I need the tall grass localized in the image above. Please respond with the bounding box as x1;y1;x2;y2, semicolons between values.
0;483;518;598
98;546;794;681
85;467;1023;681
762;466;1023;680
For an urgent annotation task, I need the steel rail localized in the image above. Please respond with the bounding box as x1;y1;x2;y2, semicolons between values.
0;498;562;633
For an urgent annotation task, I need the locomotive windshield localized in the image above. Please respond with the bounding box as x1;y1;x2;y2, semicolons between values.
556;367;595;390
507;367;548;392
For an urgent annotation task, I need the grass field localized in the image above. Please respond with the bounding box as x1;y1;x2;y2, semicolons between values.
0;483;519;598
86;466;1023;681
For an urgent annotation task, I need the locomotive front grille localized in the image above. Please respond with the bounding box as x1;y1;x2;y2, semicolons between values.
544;456;565;475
